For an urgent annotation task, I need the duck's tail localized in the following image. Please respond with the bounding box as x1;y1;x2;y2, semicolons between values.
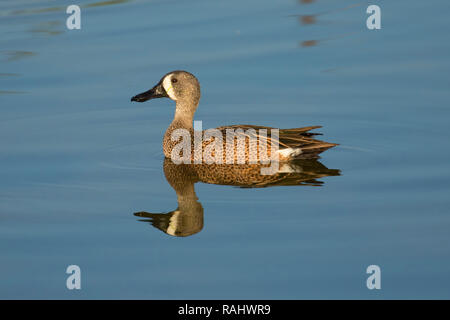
278;126;338;160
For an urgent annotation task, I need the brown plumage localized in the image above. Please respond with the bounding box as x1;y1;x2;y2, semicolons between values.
213;124;338;161
131;70;338;163
134;158;340;237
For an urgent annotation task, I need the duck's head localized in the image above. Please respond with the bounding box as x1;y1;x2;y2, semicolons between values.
131;70;200;107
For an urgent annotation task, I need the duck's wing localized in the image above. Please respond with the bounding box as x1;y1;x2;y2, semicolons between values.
214;124;338;159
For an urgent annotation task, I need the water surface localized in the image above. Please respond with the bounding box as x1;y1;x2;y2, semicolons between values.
1;0;450;299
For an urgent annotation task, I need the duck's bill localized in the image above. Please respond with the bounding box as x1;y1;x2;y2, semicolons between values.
131;83;168;102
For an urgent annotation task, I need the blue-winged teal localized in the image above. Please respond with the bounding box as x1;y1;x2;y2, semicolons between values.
135;158;340;237
131;70;337;163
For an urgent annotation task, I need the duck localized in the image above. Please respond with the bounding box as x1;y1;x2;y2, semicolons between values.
134;157;340;237
131;70;337;164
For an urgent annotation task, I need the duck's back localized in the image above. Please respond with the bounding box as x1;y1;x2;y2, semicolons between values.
164;124;337;164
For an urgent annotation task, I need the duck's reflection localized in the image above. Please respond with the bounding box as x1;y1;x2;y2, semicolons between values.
135;158;340;237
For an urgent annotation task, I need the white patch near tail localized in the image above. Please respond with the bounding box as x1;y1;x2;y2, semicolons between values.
277;147;303;159
162;74;177;100
278;162;304;173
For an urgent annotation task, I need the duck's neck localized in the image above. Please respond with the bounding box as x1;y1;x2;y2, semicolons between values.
172;111;194;129
163;100;198;158
171;100;197;129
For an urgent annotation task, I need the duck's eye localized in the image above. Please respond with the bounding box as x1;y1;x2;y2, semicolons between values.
171;78;178;83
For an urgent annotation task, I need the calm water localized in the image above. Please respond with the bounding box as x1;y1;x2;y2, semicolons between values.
1;0;450;299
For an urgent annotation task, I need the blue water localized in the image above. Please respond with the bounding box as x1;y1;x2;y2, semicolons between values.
1;0;450;299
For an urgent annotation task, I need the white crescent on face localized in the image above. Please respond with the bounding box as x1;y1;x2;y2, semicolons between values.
166;210;181;236
162;74;177;100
